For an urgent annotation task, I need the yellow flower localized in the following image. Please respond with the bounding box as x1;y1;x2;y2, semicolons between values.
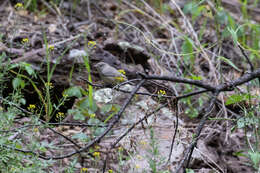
157;89;166;95
118;147;123;152
45;82;54;89
28;104;36;112
93;152;100;158
81;168;88;173
135;164;140;169
140;140;147;146
14;3;23;9
108;169;113;173
62;93;68;98
118;69;126;75
56;112;65;119
89;113;96;118
88;41;96;48
33;128;39;133
22;38;29;44
48;45;54;51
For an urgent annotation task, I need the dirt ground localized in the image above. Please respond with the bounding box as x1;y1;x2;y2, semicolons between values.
0;0;259;172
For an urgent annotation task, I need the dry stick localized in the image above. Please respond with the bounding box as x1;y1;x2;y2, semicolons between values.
39;119;82;149
0;95;82;151
87;0;92;20
39;0;58;15
55;79;146;159
0;96;105;128
2;68;260;160
238;45;254;72
170;0;219;85
174;92;219;173
41;121;97;159
102;89;209;172
215;100;241;118
139;72;216;91
54;68;259;159
102;103;168;173
1;80;206;161
0;96;33;115
46;122;107;127
91;2;133;41
216;67;260;91
238;44;260;85
115;88;212;147
80;76;209;98
8;34;83;64
140;67;260;93
0;0;8;12
167;98;179;162
0;122;106;133
1;79;146;160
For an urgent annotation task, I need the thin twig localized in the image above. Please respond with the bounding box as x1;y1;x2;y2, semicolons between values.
168;98;179;162
174;92;219;173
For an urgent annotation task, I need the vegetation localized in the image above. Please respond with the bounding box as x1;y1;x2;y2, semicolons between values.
0;0;259;172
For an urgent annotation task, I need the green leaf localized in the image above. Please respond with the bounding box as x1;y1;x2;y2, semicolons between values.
0;52;7;61
72;133;89;141
225;93;249;105
181;37;194;66
228;27;238;45
103;104;120;123
248;151;260;169
233;150;247;157
39;146;47;152
15;143;22;149
101;104;112;114
216;9;228;25
237;117;246;128
183;2;195;14
222;27;231;38
19;98;26;105
68;109;85;121
189;75;202;80
186;168;195;173
21;62;36;76
218;56;242;72
104;112;117;124
191;5;205;21
87;118;101;125
77;97;97;113
12;77;25;89
74;111;85;121
227;14;236;30
64;86;82;98
94;127;106;136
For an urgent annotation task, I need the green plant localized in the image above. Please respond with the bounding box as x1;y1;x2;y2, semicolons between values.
0;79;54;172
181;83;205;118
146;128;168;173
233;104;260;170
64;158;78;173
23;0;62;12
186;168;195;173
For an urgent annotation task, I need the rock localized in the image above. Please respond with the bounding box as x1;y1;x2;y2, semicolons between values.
68;49;87;63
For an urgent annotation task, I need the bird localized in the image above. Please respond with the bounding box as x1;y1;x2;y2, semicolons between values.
94;62;127;85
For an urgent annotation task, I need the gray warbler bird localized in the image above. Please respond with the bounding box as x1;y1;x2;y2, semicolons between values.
94;62;127;85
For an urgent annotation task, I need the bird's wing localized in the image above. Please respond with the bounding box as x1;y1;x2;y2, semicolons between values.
101;67;125;78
